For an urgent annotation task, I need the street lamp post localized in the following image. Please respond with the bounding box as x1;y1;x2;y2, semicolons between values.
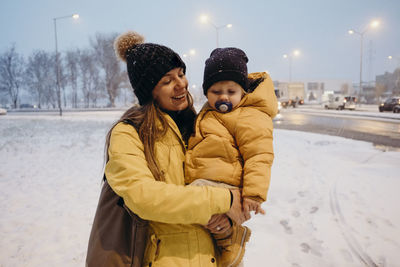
53;14;79;116
348;19;379;104
283;50;300;82
200;15;232;48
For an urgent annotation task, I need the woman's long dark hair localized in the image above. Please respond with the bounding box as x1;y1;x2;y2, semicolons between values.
104;93;196;182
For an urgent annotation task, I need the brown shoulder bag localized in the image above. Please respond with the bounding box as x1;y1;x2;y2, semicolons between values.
86;178;148;267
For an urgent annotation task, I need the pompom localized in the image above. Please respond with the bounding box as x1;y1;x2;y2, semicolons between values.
114;31;145;62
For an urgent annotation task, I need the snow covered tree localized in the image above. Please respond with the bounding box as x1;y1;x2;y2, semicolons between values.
91;33;125;107
65;50;80;108
25;50;56;109
77;49;103;108
0;44;25;108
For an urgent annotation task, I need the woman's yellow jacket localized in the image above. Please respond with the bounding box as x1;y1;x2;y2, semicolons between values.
105;113;231;266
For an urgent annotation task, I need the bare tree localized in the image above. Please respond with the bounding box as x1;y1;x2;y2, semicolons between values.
58;56;69;108
78;49;99;108
91;33;125;107
65;49;80;108
90;61;105;108
44;54;57;108
25;50;55;109
0;44;25;108
90;79;104;107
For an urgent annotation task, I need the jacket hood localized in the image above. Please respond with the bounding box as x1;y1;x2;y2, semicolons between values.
240;72;278;119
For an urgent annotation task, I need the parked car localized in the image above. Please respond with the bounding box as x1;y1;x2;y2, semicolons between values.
379;97;400;113
324;95;356;110
342;96;356;110
0;108;7;115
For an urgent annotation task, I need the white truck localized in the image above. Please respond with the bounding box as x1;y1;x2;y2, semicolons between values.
322;93;357;110
274;82;305;108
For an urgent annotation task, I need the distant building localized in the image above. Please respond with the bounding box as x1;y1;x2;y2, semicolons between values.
306;82;324;103
274;79;354;104
376;68;400;98
273;81;305;105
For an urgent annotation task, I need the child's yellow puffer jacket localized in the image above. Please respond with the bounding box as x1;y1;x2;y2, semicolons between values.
185;72;278;202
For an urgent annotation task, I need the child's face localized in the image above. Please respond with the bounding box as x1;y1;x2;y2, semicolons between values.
206;81;243;112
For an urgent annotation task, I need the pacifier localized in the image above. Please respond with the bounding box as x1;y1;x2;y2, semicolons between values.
215;100;233;113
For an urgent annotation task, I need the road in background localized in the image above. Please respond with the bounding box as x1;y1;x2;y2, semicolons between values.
274;107;400;149
3;106;400;149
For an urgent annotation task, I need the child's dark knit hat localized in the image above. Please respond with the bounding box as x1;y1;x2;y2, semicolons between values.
114;31;186;105
202;47;249;95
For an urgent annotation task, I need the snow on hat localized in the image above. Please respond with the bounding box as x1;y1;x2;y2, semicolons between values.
202;47;249;95
114;31;186;105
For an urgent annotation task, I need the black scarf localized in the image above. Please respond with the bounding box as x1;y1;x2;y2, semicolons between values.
161;108;195;143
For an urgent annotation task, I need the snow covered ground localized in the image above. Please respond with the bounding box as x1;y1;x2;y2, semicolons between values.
1;111;399;267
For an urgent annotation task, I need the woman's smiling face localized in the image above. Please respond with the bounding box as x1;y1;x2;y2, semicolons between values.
152;68;189;111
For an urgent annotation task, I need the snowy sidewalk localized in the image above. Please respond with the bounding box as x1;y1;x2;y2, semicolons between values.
0;113;399;266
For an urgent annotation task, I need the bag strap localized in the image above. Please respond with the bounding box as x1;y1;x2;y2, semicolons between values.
103;173;125;207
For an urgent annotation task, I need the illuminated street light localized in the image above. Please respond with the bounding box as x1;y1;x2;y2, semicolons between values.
182;49;196;59
200;15;208;23
283;50;301;82
200;14;232;48
348;19;380;104
370;20;380;28
53;13;79;116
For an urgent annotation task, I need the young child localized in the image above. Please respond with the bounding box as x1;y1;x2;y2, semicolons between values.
185;47;278;267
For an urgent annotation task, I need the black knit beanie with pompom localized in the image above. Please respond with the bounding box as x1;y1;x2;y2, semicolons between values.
114;31;186;105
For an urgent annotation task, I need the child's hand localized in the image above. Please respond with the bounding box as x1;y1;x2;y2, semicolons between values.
243;197;265;215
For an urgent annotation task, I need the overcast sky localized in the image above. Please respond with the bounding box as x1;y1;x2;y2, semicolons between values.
1;0;399;92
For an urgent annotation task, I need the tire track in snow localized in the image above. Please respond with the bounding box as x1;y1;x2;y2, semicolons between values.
329;181;379;267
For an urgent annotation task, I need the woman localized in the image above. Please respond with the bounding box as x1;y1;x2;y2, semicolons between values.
86;31;246;267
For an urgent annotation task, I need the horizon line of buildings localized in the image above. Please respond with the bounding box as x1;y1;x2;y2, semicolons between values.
273;67;400;104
